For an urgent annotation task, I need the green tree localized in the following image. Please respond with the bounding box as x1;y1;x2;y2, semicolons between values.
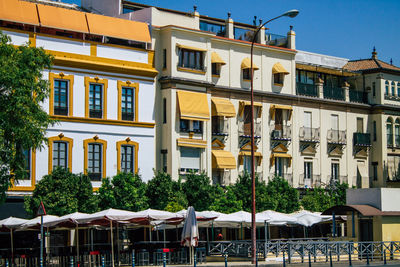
146;171;176;210
165;177;188;212
0;32;54;203
209;185;242;213
181;172;213;211
24;168;97;217
265;176;300;213
97;172;148;211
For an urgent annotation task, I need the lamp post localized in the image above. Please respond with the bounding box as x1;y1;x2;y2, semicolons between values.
249;9;299;264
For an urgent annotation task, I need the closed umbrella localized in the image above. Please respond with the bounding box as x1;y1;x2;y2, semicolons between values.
181;206;198;264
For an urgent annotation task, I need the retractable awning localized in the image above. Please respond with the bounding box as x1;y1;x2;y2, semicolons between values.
241;58;259;70
272;62;289;75
177;90;210;121
238;101;262;118
211;52;226;65
86;13;151;43
270;153;292;167
238;151;263;166
0;0;39;26
270;104;293;120
37;4;89;33
212;150;236;169
211;97;235;117
177;44;207;52
177;138;207;148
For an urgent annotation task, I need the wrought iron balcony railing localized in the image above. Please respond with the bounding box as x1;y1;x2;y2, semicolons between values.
296;83;318;97
299;127;320;142
328;175;348;184
353;133;371;147
238;121;261;137
271;125;291;141
298;174;321;188
269;173;293;186
323;86;345;101
212;120;229;136
349;90;368;104
327;129;346;144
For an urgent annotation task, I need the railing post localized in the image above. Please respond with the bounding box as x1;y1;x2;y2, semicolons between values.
308;250;311;267
6;259;9;267
70;256;74;267
384;249;387;265
224;253;228;267
390;242;394;260
325;244;328;262
288;243;291;264
329;250;333;267
283;250;286;267
301;244;304;263
101;255;105;267
163;252;166;267
366;249;370;265
132;249;135;267
194;249;197;267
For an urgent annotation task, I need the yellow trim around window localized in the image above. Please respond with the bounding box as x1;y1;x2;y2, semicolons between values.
9;150;36;192
117;81;139;122
84;77;108;119
83;136;107;179
48;135;74;173
116;139;139;174
49;73;74;116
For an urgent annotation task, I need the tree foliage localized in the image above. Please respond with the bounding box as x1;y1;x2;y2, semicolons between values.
24;168;97;217
209;185;242;213
301;181;349;212
265;176;300;213
181;172;213;211
97;172;148;211
146;171;178;210
0;32;54;203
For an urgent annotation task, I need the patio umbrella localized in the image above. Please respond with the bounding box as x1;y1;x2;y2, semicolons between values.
19;215;59;230
290;210;323;227
0;217;28;262
181;206;198;264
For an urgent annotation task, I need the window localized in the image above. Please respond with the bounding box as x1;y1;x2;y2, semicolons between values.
372;162;378;181
395;119;400;147
162;49;167;69
385;81;389;95
117;139;138;174
387;118;393;147
357;118;364;133
48;135;73;173
372;82;376;97
161;149;168;172
180;119;202;133
180;147;200;173
331;162;339;180
178;49;204;70
212;63;220;76
85;77;108;119
243;68;251;80
373;121;377;141
163;98;167;124
304;112;312;138
398;82;400;97
22;149;31;180
118;81;138;122
193;120;202;133
304;161;312;179
180;119;190;132
392;81;396;96
243;155;252;173
275;157;284;177
83;137;107;181
274;73;284;85
49;73;74;116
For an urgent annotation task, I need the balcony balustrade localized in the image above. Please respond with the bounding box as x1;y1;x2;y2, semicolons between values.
327;129;346;144
271;125;291;141
323;86;345;101
353;133;371;147
296;82;318;97
238;121;261;137
212;120;229;136
269;173;293;185
349;90;368;104
299;127;320;142
328;175;348;184
298;174;321;188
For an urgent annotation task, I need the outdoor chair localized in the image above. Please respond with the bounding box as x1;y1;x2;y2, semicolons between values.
137;249;149;266
196;247;207;263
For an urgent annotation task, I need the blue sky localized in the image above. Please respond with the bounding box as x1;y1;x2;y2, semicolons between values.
65;0;400;65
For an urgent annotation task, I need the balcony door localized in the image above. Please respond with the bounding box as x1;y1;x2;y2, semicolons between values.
357;118;364;133
275;109;283;131
304;112;312;139
243;105;252;135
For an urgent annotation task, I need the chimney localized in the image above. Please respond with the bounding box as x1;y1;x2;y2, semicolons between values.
372;46;377;59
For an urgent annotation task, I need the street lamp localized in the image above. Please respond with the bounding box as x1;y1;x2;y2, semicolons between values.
249;9;299;264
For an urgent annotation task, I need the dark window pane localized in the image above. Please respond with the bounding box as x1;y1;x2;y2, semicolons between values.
121;145;135;173
89;84;103;118
121;87;135;121
88;143;102;181
54;79;68;115
53;141;68;169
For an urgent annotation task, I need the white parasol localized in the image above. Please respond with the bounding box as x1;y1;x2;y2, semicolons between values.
181;206;198;264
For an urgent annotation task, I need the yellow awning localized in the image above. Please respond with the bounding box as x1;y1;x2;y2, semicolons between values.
211;97;235;117
86;13;151;43
241;57;259;70
270;104;293;120
177;138;207;148
177;44;207;52
177;90;210;121
272;62;289;75
0;0;39;26
238;151;263;166
212;150;236;169
238;101;262;118
211;52;226;65
270;153;292;167
37;4;89;33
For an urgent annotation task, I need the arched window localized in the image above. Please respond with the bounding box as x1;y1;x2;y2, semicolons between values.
387;118;394;147
395;119;400;147
385;81;389;95
392;81;396;96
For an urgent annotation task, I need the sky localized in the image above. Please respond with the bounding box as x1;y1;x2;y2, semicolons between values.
63;0;400;65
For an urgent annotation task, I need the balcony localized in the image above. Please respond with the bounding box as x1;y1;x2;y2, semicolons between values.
212;170;231;185
298;174;321;188
296;83;318;97
327;130;346;144
271;126;291;141
270;173;293;186
353;133;371;147
299;127;320;142
387;134;400;148
265;33;288;47
212;120;229;136
328;175;348;184
238;121;261;138
349;90;368;104
323;86;345;101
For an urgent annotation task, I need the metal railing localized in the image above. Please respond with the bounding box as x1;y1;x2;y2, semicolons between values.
328;175;348;184
269;173;293;185
208;240;400;263
238;121;261;137
323;86;345;101
299;127;320;142
353;132;371;146
298;174;321;188
327;129;346;144
349;90;368;103
265;33;288;47
271;125;291;140
296;83;318;97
